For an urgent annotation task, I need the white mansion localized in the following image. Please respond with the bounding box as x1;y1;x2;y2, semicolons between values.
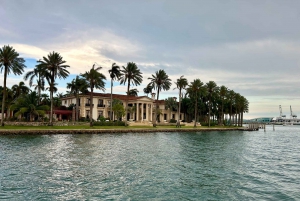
61;92;183;123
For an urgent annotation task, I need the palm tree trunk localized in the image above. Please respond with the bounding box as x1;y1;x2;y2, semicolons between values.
110;79;113;121
125;81;130;126
208;97;211;127
1;66;7;126
49;73;55;126
194;92;197;128
177;88;181;127
153;89;160;127
90;88;93;127
76;93;79;122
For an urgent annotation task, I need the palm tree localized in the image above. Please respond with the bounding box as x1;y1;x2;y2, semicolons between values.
12;81;30;99
0;45;26;126
24;65;45;104
206;81;217;127
148;69;172;127
66;76;89;121
227;90;235;125
143;84;153;97
187;79;204;128
81;64;106;127
119;62;143;125
128;88;139;96
10;91;49;121
240;96;249;126
37;51;69;126
219;85;227;125
174;75;188;127
108;63;121;121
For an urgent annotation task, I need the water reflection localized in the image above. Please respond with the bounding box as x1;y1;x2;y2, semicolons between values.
1;127;300;200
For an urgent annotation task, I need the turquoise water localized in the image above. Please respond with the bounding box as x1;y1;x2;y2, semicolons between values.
1;126;300;200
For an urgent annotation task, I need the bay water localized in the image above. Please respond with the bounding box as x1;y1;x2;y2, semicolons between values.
1;126;300;200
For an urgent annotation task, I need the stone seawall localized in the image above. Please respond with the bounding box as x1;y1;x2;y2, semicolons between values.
0;128;251;135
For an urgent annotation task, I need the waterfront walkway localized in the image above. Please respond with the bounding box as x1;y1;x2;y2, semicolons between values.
0;127;253;135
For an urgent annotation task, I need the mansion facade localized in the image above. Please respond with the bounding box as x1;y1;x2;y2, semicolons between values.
61;92;183;123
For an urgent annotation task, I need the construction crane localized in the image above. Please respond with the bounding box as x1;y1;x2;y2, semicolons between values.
290;105;297;118
279;105;286;118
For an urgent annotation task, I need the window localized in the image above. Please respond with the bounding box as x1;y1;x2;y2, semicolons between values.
87;98;90;104
172;114;175;119
164;114;167;120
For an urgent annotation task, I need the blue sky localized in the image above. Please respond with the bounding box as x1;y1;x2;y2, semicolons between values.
1;0;300;119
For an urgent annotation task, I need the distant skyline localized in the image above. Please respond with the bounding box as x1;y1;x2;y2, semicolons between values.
1;0;300;119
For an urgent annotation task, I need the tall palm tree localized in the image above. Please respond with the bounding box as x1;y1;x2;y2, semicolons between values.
240;96;249;126
119;62;143;125
0;45;26;126
66;76;89;121
227;90;235;125
219;85;227;125
206;81;217;127
148;69;172;127
174;75;188;127
108;63;121;121
24;65;45;104
37;51;69;126
81;64;106;127
187;79;204;128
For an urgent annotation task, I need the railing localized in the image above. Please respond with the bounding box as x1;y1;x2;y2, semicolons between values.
97;104;105;107
85;103;94;107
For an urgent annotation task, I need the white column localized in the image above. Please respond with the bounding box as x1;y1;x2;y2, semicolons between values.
141;103;144;121
150;104;153;121
146;104;149;122
136;103;139;121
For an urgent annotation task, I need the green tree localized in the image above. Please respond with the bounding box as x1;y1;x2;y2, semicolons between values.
66;75;89;121
174;75;188;127
164;97;177;122
24;65;46;104
81;64;106;127
108;63;121;121
128;88;139;96
206;81;217;127
0;45;26;126
12;81;30;99
143;84;153;97
219;85;227;125
187;79;205;128
112;103;125;122
10;91;49;121
119;62;143;125
148;69;172;127
37;51;69;126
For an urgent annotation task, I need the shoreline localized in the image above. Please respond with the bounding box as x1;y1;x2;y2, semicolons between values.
0;127;256;135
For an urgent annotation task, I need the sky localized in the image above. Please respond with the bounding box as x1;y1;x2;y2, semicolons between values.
0;0;300;119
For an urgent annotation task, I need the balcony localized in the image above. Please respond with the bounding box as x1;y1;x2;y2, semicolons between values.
97;104;105;107
85;103;94;107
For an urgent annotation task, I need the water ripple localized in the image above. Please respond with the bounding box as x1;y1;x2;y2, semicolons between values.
1;127;300;200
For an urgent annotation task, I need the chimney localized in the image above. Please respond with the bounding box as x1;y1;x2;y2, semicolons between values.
151;93;156;100
173;97;177;101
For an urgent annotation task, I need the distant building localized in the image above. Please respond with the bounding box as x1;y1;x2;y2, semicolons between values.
60;92;183;122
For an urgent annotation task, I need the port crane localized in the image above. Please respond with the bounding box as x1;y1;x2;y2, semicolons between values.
279;105;286;118
290;105;297;118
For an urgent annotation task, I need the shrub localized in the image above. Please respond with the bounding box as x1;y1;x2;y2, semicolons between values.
93;121;126;126
169;119;177;123
201;122;216;126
